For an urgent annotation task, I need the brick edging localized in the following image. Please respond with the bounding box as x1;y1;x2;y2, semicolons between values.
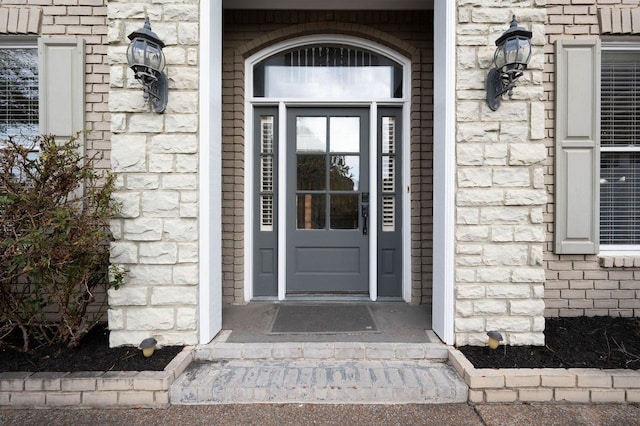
448;348;640;404
0;346;194;408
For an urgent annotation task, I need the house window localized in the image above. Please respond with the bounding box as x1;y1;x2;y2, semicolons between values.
0;39;38;143
253;44;403;99
600;48;640;247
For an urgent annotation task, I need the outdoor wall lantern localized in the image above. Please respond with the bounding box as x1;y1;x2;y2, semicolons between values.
486;15;533;111
126;18;168;113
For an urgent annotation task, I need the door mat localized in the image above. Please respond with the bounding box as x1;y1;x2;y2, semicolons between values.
269;304;378;334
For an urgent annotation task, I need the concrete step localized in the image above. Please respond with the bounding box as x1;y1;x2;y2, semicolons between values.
171;332;467;405
170;359;468;404
193;332;450;362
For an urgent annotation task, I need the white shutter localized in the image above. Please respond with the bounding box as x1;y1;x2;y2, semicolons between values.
555;39;601;254
38;38;84;146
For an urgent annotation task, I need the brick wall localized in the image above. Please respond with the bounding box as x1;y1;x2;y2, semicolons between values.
222;10;435;304
544;0;640;318
0;0;111;172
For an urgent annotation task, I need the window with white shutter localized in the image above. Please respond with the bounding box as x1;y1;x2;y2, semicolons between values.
600;47;640;248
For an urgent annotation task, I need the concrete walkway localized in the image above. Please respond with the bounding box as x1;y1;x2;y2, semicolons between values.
2;403;640;425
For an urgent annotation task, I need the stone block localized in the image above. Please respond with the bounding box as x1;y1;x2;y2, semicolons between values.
82;391;118;406
468;389;485;403
627;390;640;403
123;218;163;241
118;390;155;406
133;371;172;391
396;343;426;360
10;392;46;407
334;343;365;359
540;370;576;387
272;343;304;359
591;389;626;403
176;307;198;330
126;307;174;330
163;219;198;241
98;372;137;391
365;344;396;359
501;369;541;387
46;392;82;406
141;192;180;218
61;372;100;392
485;389;517;403
518;388;553;402
111;135;146;172
302;343;334;359
509;143;547;165
243;344;274;359
108;287;148;306
139;242;178;264
571;369;612;388
151;286;197;305
555;389;590;403
464;369;504;389
0;372;30;391
612;371;640;388
24;372;68;391
448;349;475;377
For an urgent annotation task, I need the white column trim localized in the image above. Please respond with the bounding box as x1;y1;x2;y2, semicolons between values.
198;0;223;344
432;0;456;345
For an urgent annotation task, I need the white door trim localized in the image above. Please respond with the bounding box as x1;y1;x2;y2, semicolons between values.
198;0;223;344
432;0;456;345
244;35;411;301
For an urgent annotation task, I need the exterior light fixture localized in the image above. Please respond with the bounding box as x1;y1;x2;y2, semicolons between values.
126;18;168;113
486;15;533;111
139;337;158;357
487;330;504;350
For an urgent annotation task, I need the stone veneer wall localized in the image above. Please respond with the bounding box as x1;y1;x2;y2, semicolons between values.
543;0;640;318
454;2;548;346
108;1;200;346
221;10;435;304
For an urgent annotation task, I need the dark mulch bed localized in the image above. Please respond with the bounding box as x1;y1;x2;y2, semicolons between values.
460;317;640;370
0;324;183;372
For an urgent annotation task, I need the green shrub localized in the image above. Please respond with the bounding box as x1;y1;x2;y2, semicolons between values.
0;134;124;351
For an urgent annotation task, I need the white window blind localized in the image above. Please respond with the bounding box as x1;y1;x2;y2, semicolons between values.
601;51;640;245
0;46;38;142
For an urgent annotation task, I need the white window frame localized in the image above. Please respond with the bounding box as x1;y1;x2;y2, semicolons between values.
0;36;39;144
600;42;640;254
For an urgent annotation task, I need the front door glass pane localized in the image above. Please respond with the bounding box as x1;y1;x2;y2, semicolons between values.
330;117;360;152
297;154;326;190
296;117;326;152
330;155;359;191
330;194;359;229
297;194;326;229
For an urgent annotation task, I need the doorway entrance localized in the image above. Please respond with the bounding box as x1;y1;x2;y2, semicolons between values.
287;108;370;293
248;38;411;301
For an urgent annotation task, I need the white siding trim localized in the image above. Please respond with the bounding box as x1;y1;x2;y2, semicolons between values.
198;0;223;344
432;0;456;345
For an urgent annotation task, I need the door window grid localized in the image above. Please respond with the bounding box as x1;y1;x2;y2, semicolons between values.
600;51;640;245
381;117;396;232
260;116;274;231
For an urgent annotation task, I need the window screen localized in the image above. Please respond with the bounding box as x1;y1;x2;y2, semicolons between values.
600;50;640;245
0;45;38;143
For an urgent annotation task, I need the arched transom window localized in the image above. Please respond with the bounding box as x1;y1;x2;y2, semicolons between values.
253;44;403;99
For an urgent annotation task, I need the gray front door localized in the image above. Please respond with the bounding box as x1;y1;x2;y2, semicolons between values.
286;108;369;294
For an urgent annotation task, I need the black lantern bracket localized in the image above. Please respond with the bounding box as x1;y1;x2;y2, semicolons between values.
486;15;533;111
126;18;168;113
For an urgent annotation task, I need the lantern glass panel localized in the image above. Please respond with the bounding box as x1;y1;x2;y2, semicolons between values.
146;44;164;71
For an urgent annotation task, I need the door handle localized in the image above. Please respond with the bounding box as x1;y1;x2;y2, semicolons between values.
362;205;368;235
